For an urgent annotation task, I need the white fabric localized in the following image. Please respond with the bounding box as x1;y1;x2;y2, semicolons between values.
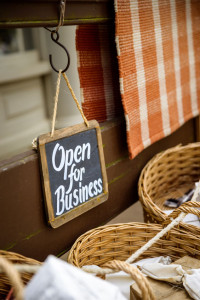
141;262;185;284
183;269;200;300
24;254;200;300
164;181;200;227
105;256;171;299
24;255;126;300
82;256;171;299
195;182;200;200
164;209;200;227
141;261;200;300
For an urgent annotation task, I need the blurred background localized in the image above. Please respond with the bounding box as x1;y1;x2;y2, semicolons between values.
0;26;82;160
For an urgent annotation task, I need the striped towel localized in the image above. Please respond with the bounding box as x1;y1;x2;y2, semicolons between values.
76;0;200;159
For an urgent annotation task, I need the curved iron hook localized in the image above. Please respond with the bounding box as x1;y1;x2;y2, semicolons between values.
49;31;70;73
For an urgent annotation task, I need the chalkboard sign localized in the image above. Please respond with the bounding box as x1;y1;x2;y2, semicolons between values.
38;120;108;228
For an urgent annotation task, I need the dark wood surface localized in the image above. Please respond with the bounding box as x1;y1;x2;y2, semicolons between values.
0;0;113;28
0;117;196;261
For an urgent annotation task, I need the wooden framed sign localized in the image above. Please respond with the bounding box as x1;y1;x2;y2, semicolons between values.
38;120;108;228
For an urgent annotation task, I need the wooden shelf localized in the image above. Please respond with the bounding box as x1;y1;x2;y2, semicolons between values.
0;0;113;28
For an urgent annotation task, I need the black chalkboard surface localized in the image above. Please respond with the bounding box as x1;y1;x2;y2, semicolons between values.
38;120;108;228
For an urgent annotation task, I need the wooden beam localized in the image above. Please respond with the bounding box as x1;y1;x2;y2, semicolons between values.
0;0;113;28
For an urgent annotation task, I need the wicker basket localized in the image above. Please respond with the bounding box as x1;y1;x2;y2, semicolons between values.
68;221;200;300
68;222;200;267
0;250;41;298
138;143;200;233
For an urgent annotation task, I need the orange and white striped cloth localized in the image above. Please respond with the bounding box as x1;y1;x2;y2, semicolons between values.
76;24;123;122
115;0;200;158
76;0;200;159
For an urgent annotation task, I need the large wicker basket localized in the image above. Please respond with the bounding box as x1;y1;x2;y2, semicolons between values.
68;222;200;267
68;221;200;299
138;143;200;234
0;250;41;299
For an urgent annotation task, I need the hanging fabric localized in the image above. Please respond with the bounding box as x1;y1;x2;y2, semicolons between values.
76;24;123;122
76;0;200;159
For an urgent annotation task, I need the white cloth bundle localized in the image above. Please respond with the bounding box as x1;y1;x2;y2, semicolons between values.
141;262;200;300
183;269;200;300
82;256;171;299
140;262;185;284
25;255;126;300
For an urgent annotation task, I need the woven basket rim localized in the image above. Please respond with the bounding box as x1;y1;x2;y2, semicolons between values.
0;250;41;298
138;142;200;229
68;221;200;267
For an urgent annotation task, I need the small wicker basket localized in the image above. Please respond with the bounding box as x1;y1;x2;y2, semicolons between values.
0;250;41;298
138;143;200;234
68;221;200;299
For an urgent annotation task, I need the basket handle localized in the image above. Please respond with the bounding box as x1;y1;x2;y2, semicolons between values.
103;260;155;300
0;256;24;300
163;200;200;226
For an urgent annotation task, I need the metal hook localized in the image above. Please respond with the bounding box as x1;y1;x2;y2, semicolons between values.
49;31;70;73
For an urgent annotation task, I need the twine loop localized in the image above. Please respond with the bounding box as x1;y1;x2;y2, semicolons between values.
62;73;89;127
51;70;89;137
45;0;66;34
51;70;62;137
32;70;88;147
56;0;66;32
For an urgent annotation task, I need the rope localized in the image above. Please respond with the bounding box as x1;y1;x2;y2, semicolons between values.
125;212;185;264
32;69;62;146
0;264;41;274
32;71;88;148
56;0;66;32
163;200;200;224
104;260;155;300
52;71;89;136
51;69;62;137
0;257;24;300
62;73;89;127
